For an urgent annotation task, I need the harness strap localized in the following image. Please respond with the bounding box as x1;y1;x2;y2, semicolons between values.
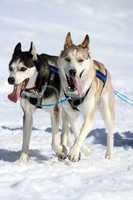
21;83;48;108
21;92;43;108
21;91;70;109
48;64;59;74
96;69;107;86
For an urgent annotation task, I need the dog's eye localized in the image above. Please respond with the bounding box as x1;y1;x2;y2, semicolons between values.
20;67;27;71
65;57;71;62
78;59;84;63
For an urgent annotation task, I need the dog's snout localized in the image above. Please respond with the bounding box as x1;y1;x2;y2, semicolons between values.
69;69;76;76
8;77;15;85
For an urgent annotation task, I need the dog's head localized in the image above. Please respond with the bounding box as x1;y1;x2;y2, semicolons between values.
8;42;38;102
58;32;92;97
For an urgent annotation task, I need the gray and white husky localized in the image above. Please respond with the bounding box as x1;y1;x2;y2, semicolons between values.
8;42;62;162
58;32;115;162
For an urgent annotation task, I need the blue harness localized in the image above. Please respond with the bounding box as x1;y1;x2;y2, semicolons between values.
96;69;107;86
48;64;59;75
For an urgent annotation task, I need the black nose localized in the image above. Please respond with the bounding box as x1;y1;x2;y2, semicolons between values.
69;69;76;77
8;77;15;85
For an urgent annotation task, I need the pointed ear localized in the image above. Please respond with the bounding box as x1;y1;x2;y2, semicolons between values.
81;34;89;48
30;42;37;61
64;32;73;49
29;41;33;53
14;42;21;55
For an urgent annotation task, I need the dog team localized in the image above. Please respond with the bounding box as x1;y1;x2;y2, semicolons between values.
8;32;115;162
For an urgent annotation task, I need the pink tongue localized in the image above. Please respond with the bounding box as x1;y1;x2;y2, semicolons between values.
75;77;81;96
8;84;22;103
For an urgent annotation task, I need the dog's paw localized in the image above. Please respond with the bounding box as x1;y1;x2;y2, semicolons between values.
68;146;81;162
53;144;68;160
19;152;29;163
58;145;68;160
105;151;112;160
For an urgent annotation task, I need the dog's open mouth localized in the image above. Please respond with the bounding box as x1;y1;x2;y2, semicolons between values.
8;79;29;103
66;74;81;96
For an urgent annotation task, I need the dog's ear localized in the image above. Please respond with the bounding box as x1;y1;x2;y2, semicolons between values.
64;32;73;49
13;42;21;55
81;34;89;49
29;42;38;61
29;41;33;53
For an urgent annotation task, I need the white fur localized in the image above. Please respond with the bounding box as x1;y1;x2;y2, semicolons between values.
26;68;38;88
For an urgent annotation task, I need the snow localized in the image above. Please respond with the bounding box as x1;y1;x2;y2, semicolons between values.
0;0;133;200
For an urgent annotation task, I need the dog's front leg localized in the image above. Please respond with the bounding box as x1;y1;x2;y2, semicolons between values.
70;117;91;157
68;103;96;162
51;107;69;159
20;99;35;162
51;107;62;156
59;110;69;159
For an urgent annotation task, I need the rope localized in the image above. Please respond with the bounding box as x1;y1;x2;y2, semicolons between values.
114;90;133;106
22;89;133;109
40;90;133;109
38;96;70;108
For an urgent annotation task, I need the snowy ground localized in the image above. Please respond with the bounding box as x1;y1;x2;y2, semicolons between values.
0;0;133;200
0;97;133;200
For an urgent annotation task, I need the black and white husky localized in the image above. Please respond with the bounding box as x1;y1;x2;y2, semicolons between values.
8;42;62;162
58;33;115;162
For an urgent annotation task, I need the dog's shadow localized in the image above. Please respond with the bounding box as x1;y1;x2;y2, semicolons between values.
0;126;52;163
0;149;50;163
0;127;133;163
89;128;133;148
46;127;133;148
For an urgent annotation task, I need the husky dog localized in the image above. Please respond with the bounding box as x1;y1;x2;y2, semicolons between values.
8;42;62;161
58;32;115;162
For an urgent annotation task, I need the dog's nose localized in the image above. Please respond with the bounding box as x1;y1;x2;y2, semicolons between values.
8;77;15;85
69;69;76;76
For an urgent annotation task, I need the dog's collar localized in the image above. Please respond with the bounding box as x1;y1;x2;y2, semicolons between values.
64;86;91;111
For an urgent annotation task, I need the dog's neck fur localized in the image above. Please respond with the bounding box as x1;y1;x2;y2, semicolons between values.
80;58;95;95
26;68;38;89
